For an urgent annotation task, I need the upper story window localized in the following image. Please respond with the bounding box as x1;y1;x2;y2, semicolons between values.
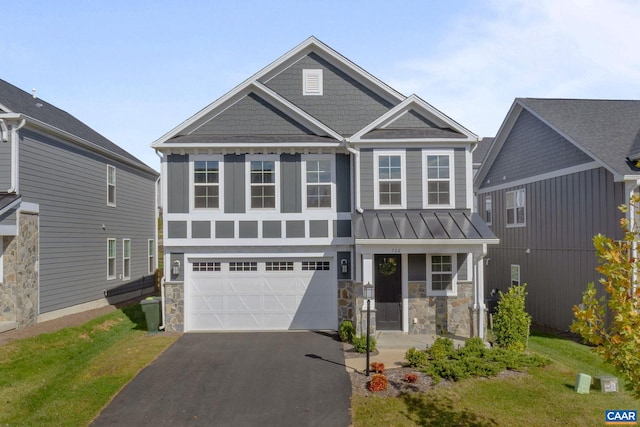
107;165;116;206
107;238;116;280
427;254;457;296
506;188;526;227
303;156;333;209
374;150;406;209
423;151;454;208
485;196;492;226
193;159;220;209
248;156;278;209
303;69;323;95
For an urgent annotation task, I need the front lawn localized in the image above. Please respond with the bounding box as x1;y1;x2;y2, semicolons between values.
0;304;178;426
352;333;640;426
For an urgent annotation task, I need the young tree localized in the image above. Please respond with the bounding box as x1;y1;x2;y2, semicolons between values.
571;197;640;398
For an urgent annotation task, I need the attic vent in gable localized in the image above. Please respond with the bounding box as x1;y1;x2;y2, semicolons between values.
303;69;323;95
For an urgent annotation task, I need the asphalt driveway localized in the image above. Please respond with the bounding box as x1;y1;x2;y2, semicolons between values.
90;331;351;426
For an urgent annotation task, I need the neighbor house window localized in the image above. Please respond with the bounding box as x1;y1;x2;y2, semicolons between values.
248;157;278;209
427;254;457;296
148;239;155;274
485;196;492;225
506;188;526;226
303;69;323;95
107;165;116;206
122;239;131;280
193;160;220;209
511;264;520;286
304;156;333;209
374;150;406;208
107;239;116;280
423;151;454;208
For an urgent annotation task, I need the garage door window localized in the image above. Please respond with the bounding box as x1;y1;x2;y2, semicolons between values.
302;261;330;271
266;261;294;271
229;262;258;272
193;262;221;272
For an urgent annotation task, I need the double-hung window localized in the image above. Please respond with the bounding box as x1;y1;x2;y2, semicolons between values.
107;239;116;280
303;156;333;209
427;254;457;296
122;239;131;280
107;165;116;206
248;157;278;209
506;188;526;227
374;150;406;208
193;158;221;209
423;151;454;208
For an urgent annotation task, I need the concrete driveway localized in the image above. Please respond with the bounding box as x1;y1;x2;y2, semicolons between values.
90;331;351;427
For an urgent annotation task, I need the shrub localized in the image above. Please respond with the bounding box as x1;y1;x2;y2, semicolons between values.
367;373;388;392
352;335;377;353
427;337;455;361
405;347;429;367
492;284;532;352
338;320;355;343
404;373;418;383
370;362;385;373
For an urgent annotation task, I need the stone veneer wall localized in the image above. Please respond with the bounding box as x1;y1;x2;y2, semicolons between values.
164;282;184;332
337;280;354;326
0;212;39;327
408;280;473;338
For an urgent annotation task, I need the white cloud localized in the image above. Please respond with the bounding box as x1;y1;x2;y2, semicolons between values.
387;0;640;136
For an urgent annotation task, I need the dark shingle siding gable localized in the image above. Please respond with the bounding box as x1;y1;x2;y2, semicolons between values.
263;53;397;136
0;78;149;168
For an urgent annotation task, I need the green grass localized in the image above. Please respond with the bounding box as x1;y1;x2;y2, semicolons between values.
0;304;178;426
353;333;640;426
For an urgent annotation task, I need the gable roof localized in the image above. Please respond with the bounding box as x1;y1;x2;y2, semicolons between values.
0;78;155;173
476;98;640;186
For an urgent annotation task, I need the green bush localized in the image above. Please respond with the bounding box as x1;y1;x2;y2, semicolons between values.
405;347;429;367
338;320;355;343
427;337;455;361
492;284;532;352
352;335;377;353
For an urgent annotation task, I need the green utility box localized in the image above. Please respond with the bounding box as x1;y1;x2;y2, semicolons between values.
575;373;592;394
140;297;161;332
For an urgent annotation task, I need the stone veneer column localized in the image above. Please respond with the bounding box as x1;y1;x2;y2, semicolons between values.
164;282;184;332
337;280;354;326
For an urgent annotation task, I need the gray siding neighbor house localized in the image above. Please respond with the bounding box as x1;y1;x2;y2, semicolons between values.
474;98;640;331
0;78;159;332
153;37;498;337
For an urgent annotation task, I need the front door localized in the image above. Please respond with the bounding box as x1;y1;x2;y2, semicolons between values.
374;254;402;330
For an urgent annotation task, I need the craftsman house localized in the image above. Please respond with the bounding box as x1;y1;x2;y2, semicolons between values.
153;37;497;336
474;98;640;331
0;78;159;332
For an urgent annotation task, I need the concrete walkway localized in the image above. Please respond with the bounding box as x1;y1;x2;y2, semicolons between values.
344;331;466;372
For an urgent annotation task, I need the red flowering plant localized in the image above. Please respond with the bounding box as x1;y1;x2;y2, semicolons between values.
367;373;388;392
404;373;418;383
370;362;385;374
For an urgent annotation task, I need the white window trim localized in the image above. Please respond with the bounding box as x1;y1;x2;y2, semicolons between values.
190;155;224;212
107;165;116;207
301;154;335;211
506;188;526;228
107;238;116;280
303;69;323;96
427;254;457;296
148;239;155;274
122;239;131;280
422;150;455;209
246;154;280;211
485;195;492;226
373;150;407;209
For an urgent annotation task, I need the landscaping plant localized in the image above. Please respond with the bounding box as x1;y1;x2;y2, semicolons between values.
571;196;640;398
338;320;355;343
370;362;385;374
492;284;531;352
352;335;377;353
367;373;388;392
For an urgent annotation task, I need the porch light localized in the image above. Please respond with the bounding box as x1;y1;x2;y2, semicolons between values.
363;282;375;300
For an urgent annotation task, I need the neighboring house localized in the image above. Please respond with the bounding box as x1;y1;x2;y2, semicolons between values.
474;98;640;331
153;37;497;337
0;79;159;332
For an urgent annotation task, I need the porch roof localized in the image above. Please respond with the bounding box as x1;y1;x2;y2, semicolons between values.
0;192;21;216
353;210;498;243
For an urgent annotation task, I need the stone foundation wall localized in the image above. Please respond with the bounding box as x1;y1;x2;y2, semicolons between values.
0;212;39;327
337;280;354;326
164;282;184;332
408;280;473;338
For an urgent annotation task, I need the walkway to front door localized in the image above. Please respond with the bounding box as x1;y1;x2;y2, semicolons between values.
374;254;402;330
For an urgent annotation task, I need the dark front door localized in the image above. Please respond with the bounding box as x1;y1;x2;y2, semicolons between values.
374;254;402;330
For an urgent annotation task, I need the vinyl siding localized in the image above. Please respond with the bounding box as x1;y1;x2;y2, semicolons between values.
0;140;10;189
224;155;245;213
406;148;422;209
18;129;157;314
360;149;374;209
335;153;351;213
479;167;624;330
263;52;396;135
281;154;301;213
167;154;189;213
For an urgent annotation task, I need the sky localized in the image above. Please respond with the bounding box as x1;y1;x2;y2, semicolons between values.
2;0;640;171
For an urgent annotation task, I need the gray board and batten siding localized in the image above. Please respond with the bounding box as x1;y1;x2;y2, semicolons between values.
359;148;467;210
263;52;397;135
18;128;157;314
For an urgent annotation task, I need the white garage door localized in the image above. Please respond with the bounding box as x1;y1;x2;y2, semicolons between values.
186;259;337;331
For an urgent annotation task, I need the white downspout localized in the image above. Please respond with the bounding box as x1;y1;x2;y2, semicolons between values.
345;143;362;213
155;149;166;331
627;180;640;294
7;118;26;193
474;245;488;340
